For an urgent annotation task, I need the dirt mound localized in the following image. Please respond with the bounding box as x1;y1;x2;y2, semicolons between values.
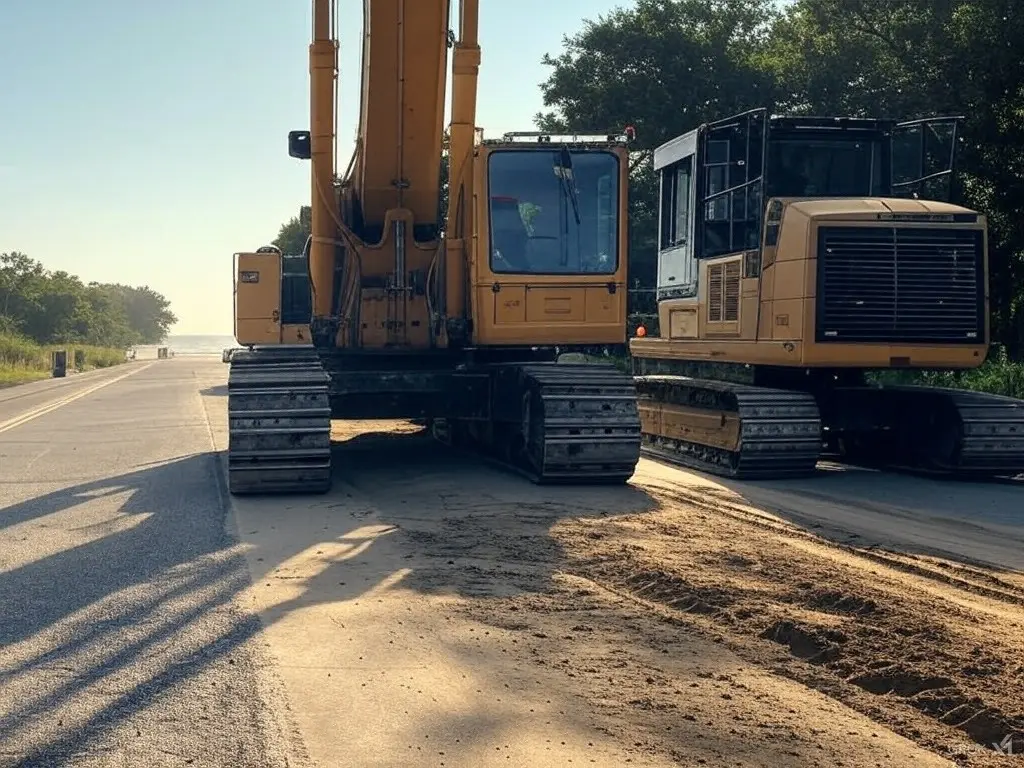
759;619;843;663
801;588;878;616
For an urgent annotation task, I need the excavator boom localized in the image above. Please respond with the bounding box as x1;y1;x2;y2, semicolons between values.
297;0;476;335
352;0;450;233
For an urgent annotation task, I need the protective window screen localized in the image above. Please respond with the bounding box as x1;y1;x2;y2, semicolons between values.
488;150;619;275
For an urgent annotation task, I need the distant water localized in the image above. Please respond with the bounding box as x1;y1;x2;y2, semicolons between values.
133;334;237;358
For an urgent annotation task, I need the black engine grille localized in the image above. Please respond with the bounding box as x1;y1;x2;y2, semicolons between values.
815;225;985;344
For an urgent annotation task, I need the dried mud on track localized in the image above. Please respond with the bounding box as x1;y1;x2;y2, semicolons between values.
327;421;1022;767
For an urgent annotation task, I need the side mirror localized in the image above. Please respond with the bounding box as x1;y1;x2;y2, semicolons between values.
288;130;311;160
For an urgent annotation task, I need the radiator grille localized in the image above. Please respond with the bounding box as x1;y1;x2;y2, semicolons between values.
707;260;741;323
815;226;985;343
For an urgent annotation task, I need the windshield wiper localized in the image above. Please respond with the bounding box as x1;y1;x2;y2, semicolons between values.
555;148;582;226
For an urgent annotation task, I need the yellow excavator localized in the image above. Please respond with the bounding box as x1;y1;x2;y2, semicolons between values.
630;109;1024;479
228;0;641;494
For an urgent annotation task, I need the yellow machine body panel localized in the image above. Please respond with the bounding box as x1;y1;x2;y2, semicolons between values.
282;324;312;344
234;252;281;345
234;251;312;346
631;196;990;369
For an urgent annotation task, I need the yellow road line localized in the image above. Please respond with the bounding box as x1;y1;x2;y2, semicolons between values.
0;363;154;434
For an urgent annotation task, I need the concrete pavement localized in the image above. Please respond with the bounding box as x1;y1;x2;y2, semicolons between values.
0;363;147;429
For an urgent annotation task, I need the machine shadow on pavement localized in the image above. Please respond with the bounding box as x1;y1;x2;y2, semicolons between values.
0;421;659;766
0;453;276;765
230;422;660;618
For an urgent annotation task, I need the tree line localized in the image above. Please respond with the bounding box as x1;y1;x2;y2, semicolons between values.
270;0;1023;354
0;251;177;348
536;0;1024;354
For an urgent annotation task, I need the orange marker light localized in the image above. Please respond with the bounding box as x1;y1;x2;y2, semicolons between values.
636;325;647;337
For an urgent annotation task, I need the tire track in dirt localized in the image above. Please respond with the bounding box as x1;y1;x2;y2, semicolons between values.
554;482;1024;767
659;483;1024;606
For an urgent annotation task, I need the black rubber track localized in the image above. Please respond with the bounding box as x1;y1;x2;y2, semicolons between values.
227;346;333;495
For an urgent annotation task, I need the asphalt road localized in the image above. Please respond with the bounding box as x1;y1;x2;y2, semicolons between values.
0;366;141;427
2;358;1021;767
0;360;304;768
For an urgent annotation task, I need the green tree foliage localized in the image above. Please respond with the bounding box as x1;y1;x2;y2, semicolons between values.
272;206;313;254
537;0;1024;353
0;251;176;347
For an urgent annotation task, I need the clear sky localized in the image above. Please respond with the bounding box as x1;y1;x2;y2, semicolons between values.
0;0;627;335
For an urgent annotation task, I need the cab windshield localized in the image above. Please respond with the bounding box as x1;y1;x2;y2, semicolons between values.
487;149;619;275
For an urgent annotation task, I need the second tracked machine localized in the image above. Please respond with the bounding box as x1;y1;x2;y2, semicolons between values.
226;0;642;494
631;108;1024;480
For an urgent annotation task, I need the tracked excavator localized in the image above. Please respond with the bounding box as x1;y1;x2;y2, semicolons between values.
630;108;1024;479
227;0;642;494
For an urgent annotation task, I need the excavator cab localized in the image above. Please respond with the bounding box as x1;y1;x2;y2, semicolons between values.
472;132;632;346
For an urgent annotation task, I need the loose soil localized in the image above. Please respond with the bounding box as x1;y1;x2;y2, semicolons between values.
550;479;1024;767
224;415;1024;768
314;421;1024;767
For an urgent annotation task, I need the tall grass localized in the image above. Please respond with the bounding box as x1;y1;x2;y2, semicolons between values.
0;332;127;387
